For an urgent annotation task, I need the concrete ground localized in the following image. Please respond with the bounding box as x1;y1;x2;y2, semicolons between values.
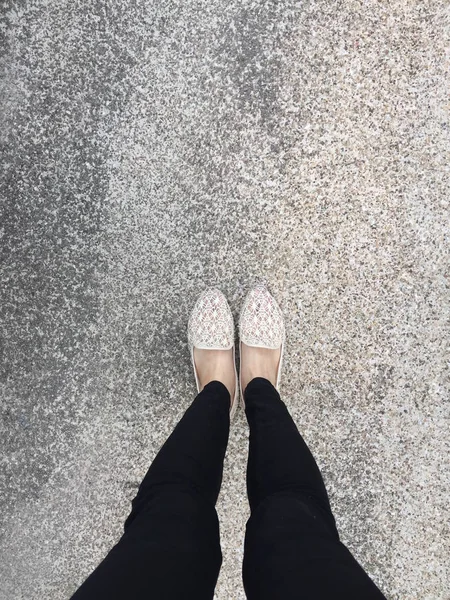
1;0;449;598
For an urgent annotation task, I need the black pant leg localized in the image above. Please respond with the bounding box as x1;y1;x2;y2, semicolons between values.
71;381;230;600
242;377;387;600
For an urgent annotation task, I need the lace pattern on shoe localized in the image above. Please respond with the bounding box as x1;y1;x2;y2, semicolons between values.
239;285;284;349
188;289;234;350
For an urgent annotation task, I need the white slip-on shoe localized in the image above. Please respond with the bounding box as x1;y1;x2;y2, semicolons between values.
188;288;239;419
239;285;285;404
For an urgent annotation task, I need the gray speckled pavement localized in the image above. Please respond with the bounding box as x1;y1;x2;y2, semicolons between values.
1;0;449;598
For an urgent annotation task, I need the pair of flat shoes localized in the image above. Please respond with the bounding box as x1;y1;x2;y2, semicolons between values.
188;285;285;418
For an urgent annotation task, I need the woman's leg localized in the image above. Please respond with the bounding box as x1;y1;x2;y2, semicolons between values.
242;377;387;600
71;380;230;600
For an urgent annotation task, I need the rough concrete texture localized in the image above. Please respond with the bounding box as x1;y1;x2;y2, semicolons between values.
1;0;449;598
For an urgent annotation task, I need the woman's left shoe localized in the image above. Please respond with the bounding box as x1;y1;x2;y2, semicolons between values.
188;288;239;419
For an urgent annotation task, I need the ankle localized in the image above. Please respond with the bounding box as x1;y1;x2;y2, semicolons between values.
194;348;235;399
240;344;281;392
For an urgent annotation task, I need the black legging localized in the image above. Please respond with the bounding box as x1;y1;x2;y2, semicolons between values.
71;378;387;599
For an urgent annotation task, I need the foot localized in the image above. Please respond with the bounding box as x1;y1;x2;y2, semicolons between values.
188;288;239;416
194;348;236;399
239;285;285;397
240;343;281;393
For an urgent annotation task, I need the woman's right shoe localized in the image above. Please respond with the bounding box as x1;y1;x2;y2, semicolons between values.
239;285;285;403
